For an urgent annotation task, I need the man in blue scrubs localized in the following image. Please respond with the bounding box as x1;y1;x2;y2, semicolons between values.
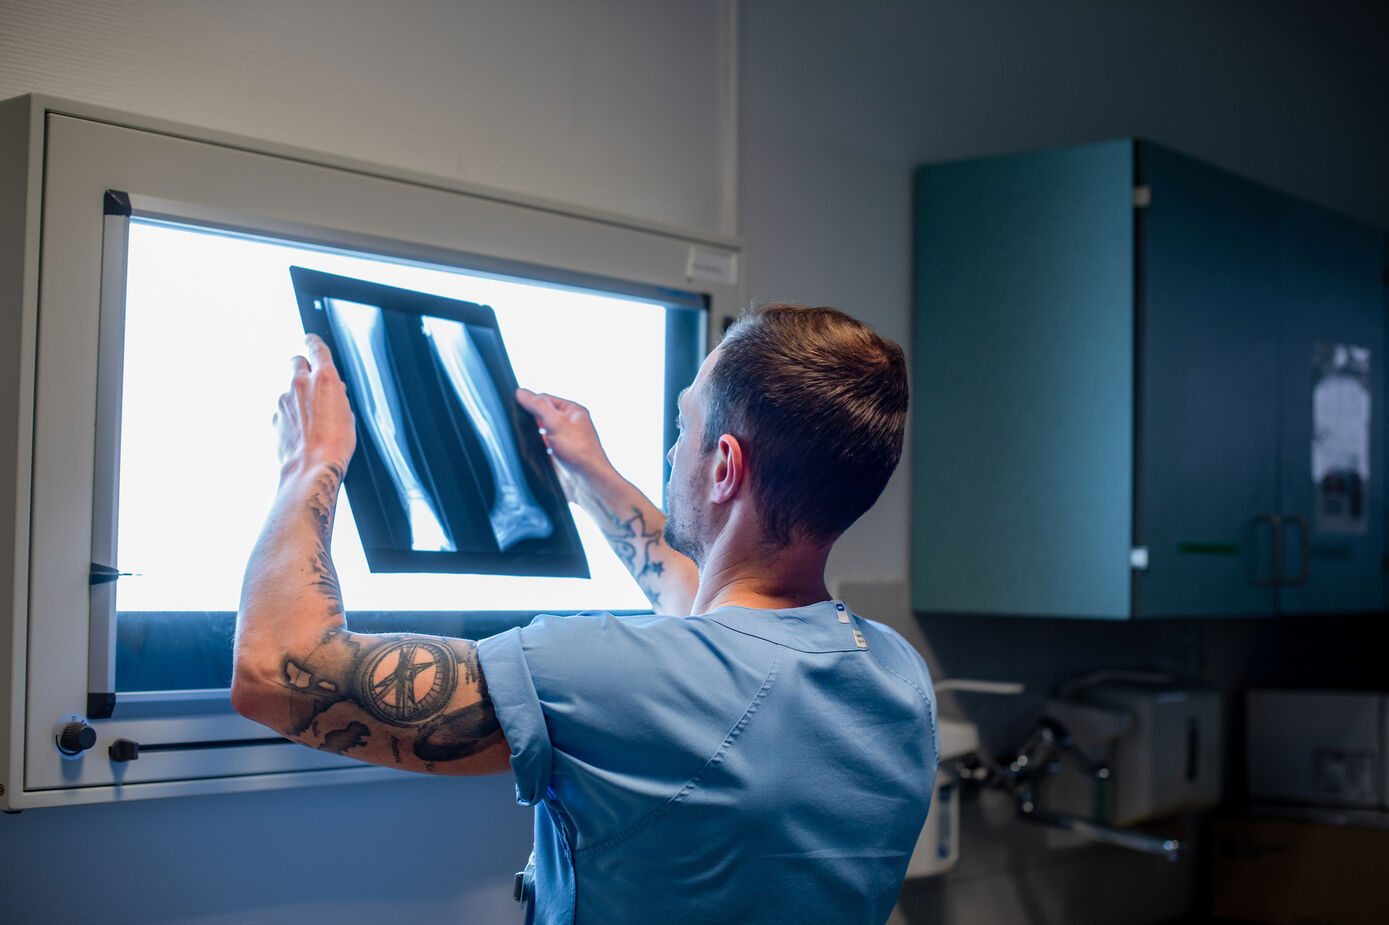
234;304;939;924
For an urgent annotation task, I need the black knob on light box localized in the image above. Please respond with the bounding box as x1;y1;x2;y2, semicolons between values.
57;721;97;755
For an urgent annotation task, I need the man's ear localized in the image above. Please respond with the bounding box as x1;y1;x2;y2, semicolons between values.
710;434;744;503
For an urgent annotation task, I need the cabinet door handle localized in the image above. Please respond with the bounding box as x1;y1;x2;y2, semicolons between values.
1283;515;1311;586
1253;513;1282;587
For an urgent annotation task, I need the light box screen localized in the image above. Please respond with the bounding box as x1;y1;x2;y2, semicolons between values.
114;217;698;625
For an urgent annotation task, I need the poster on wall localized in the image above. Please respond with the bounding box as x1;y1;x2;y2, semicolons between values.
1312;342;1371;535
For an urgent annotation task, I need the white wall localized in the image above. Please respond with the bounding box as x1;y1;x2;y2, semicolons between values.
0;0;735;235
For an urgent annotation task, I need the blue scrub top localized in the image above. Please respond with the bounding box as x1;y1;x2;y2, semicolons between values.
477;601;939;925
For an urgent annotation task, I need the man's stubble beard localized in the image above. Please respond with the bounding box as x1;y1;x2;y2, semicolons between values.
663;513;703;568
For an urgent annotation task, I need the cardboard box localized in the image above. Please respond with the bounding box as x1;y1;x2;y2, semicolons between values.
1246;690;1385;808
1212;815;1389;925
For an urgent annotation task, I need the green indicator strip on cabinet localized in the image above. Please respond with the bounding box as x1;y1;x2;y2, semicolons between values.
1176;542;1241;556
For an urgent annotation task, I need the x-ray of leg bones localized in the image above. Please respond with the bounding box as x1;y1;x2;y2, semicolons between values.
324;298;455;553
294;266;588;577
422;316;553;550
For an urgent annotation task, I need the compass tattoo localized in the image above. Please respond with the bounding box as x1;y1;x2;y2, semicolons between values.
357;638;458;724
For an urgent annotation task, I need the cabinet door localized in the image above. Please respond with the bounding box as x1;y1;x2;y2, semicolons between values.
1136;144;1281;617
1276;201;1384;614
912;141;1135;618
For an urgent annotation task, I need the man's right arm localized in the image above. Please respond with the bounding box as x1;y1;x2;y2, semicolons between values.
516;388;699;616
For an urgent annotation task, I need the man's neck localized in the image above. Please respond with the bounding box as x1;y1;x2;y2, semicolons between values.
691;539;834;615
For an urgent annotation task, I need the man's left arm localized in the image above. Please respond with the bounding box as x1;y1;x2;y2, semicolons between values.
231;335;510;776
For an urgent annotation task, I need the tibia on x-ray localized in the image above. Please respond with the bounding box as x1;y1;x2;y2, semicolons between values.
422;316;553;550
323;299;455;553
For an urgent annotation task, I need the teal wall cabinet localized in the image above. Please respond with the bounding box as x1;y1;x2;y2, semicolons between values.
912;140;1385;619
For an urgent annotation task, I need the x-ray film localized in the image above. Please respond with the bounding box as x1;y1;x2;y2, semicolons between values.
290;266;588;577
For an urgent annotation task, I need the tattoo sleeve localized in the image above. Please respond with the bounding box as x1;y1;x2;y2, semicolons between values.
278;463;502;767
304;464;347;617
597;505;670;609
280;630;503;766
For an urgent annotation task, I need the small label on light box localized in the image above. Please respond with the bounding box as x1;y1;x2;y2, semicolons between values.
685;246;738;286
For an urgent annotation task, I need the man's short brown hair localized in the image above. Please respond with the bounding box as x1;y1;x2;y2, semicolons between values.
702;304;908;546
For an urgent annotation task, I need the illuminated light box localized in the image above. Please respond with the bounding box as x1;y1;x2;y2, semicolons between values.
104;212;705;701
2;97;732;807
113;217;696;627
290;267;587;577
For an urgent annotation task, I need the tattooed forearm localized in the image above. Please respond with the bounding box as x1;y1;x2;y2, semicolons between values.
304;463;348;617
305;463;347;542
309;547;345;617
237;449;508;772
599;505;670;607
278;630;502;765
